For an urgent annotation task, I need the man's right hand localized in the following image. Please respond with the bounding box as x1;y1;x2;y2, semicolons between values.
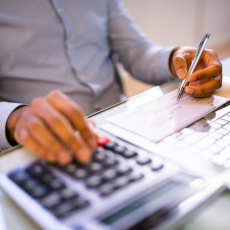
6;90;98;165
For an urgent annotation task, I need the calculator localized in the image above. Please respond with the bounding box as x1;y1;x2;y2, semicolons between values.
0;137;225;230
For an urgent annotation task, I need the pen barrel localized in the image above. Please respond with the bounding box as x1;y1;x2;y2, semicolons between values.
177;33;210;101
181;35;210;89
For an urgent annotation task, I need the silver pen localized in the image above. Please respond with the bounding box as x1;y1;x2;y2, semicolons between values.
177;33;210;101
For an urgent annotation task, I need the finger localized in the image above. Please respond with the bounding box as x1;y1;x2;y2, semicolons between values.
46;91;97;149
188;50;222;82
19;110;72;165
24;111;66;153
88;120;98;145
15;125;47;159
31;98;91;164
185;76;222;95
188;64;222;82
189;93;213;98
189;78;210;86
173;54;188;79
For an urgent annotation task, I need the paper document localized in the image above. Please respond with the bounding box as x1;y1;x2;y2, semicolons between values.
107;89;230;142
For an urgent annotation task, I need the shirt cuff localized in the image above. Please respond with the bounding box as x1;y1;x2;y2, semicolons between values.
0;102;27;150
157;45;176;81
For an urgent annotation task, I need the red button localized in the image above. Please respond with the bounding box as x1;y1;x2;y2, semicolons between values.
98;137;110;146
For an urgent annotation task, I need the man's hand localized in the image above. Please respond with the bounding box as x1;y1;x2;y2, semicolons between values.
170;46;222;97
6;91;98;165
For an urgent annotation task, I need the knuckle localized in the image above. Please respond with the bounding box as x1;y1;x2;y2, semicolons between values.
47;114;60;127
67;105;81;118
66;104;85;120
28;118;41;131
19;130;30;143
65;133;77;147
174;56;183;65
31;97;43;109
47;90;62;100
81;125;90;136
48;142;62;153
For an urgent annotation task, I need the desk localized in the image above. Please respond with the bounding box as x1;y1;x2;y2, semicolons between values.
0;57;230;230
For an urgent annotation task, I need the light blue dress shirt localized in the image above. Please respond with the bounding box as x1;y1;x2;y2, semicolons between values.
0;0;175;150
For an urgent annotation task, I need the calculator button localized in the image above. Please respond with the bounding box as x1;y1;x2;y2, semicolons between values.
59;188;78;200
98;183;115;196
73;169;88;179
72;197;89;209
86;162;103;173
136;156;152;165
65;164;78;174
122;149;137;159
129;173;144;182
114;176;130;189
40;192;62;209
23;179;40;191
30;185;50;198
103;142;117;150
97;137;110;146
41;172;56;183
150;162;164;171
27;162;49;177
85;175;103;188
102;169;117;181
49;179;65;190
9;171;31;185
93;149;108;162
52;201;75;218
103;158;118;168
113;145;127;154
116;165;132;175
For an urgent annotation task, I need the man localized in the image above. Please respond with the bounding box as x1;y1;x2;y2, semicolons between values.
0;0;222;165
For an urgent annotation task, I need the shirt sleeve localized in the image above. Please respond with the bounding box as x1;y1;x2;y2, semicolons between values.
0;102;27;150
108;0;176;85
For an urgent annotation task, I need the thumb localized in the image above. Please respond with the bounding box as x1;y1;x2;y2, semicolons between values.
173;55;188;79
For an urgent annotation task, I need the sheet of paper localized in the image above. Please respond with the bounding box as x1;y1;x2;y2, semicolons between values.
107;89;230;142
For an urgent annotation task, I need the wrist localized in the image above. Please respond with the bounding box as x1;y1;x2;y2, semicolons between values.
6;106;29;145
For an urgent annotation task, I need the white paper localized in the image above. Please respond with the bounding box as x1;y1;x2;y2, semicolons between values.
107;89;230;142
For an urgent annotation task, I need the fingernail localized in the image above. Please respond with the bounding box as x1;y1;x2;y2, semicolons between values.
185;88;194;94
177;68;185;79
47;153;56;163
59;151;71;165
215;75;222;81
77;148;91;164
189;76;197;82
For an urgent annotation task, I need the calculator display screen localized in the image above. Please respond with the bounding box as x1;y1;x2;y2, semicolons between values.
101;181;186;225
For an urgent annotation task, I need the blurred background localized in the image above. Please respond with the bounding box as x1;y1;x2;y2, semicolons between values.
120;0;230;97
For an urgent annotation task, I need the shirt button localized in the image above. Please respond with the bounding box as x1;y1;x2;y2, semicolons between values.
81;76;85;80
68;44;73;49
58;8;62;13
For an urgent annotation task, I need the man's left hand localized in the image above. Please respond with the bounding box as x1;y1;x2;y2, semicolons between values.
170;46;222;97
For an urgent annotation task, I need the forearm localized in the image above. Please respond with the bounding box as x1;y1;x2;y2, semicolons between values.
108;0;175;85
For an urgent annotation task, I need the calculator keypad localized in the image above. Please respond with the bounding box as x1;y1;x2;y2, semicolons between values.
8;138;165;219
